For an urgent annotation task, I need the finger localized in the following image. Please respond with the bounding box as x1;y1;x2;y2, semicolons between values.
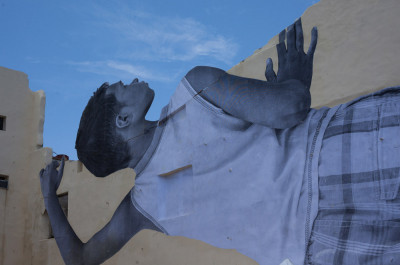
51;160;60;169
279;29;286;44
265;58;277;82
286;24;296;54
56;157;65;187
295;18;304;52
276;42;287;70
307;27;318;57
58;156;65;178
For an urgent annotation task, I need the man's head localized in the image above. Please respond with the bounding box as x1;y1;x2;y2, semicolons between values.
75;79;154;177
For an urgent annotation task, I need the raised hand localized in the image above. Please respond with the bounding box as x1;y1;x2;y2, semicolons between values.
265;18;318;90
39;156;65;199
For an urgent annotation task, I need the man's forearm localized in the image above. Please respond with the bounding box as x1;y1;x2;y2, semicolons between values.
201;74;311;128
44;193;84;265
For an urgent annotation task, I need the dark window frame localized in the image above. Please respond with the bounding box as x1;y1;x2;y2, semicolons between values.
0;174;9;189
0;115;5;131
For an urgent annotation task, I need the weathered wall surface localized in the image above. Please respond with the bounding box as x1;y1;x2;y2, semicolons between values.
2;0;400;264
0;66;49;265
229;0;400;108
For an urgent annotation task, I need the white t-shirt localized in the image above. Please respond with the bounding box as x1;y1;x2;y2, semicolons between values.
132;77;336;265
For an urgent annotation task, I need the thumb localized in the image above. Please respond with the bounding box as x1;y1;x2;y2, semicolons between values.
56;157;65;189
265;58;277;82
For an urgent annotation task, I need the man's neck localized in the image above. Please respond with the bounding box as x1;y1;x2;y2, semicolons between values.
127;120;158;170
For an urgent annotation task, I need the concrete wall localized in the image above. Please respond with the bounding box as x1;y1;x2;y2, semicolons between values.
2;0;400;264
0;66;49;264
228;0;400;108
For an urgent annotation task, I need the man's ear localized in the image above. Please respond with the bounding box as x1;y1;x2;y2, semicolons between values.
116;114;130;128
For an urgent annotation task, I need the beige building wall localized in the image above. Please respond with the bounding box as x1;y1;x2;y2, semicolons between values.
228;0;400;108
1;0;400;264
0;66;49;264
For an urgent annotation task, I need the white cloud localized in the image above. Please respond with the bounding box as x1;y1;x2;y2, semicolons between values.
68;60;175;82
91;6;239;65
25;56;41;64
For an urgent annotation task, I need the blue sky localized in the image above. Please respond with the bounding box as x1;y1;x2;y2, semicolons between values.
1;0;318;160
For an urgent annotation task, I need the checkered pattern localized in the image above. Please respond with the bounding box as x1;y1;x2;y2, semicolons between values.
307;91;400;265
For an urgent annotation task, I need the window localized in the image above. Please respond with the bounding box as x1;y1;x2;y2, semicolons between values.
0;116;5;131
0;175;8;189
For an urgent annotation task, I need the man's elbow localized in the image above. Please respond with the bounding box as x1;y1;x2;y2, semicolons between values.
279;108;310;128
272;90;311;129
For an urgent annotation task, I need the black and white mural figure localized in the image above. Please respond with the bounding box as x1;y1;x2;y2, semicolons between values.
40;19;400;265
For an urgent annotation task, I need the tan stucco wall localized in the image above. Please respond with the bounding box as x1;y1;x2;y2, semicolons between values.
2;0;400;264
228;0;400;108
0;66;50;265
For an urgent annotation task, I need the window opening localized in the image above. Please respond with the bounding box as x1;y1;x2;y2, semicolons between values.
0;175;8;189
0;116;5;131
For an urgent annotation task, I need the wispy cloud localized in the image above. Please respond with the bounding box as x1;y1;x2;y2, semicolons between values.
90;5;238;65
68;60;175;82
25;56;41;64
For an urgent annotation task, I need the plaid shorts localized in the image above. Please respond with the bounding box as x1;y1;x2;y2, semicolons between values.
307;89;400;265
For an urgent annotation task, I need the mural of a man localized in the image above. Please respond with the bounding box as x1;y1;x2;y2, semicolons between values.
40;19;400;265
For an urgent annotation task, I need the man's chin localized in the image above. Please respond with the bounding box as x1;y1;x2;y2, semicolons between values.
143;91;155;116
148;87;155;98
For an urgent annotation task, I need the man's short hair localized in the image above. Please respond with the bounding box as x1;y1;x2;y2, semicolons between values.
75;83;130;177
